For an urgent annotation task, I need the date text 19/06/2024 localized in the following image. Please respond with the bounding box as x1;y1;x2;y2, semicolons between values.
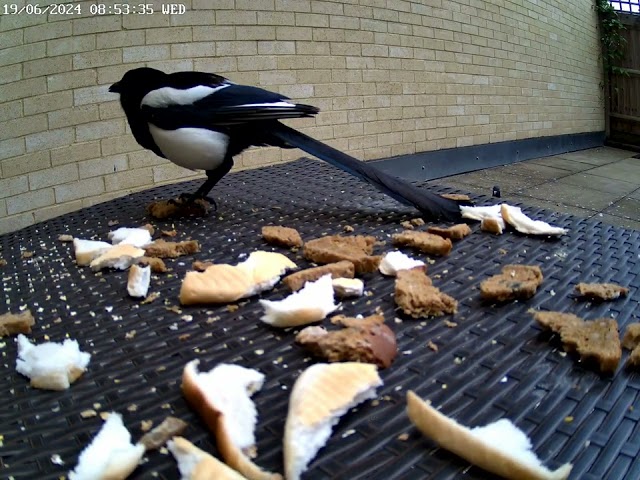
2;3;186;15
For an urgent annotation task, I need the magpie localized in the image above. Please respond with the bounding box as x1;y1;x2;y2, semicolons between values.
110;67;462;220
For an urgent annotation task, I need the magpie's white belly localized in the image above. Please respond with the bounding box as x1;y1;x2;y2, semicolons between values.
148;124;229;171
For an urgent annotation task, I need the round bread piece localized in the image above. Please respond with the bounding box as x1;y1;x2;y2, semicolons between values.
168;437;248;480
406;391;572;480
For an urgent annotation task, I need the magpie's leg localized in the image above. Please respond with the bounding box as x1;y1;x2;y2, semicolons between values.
181;155;234;209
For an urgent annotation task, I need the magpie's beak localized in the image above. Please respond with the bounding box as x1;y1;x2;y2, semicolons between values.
109;82;120;93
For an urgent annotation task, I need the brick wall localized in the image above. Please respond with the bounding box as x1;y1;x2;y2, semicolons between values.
0;0;604;234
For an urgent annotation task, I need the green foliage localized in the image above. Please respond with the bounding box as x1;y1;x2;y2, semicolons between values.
595;0;627;75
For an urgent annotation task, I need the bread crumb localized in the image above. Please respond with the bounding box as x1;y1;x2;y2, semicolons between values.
397;433;410;441
161;229;177;237
400;221;414;230
21;251;34;259
192;260;214;272
165;305;182;314
141;292;160;304
343;225;354;232
444;320;458;328
127;404;138;412
178;334;191;341
564;416;574;423
427;341;439;352
124;330;136;340
99;412;110;420
140;420;153;432
80;409;97;418
227;304;239;312
108;220;119;226
58;234;73;242
0;259;6;267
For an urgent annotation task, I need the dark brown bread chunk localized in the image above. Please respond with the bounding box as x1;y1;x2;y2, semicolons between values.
575;283;629;301
395;269;457;318
427;223;472;241
138;256;168;273
147;197;210;219
139;416;188;450
0;258;6;267
303;235;381;273
392;231;452;256
283;260;355;291
480;265;543;302
144;240;200;259
295;314;397;368
192;260;214;272
261;225;304;248
532;311;621;374
0;310;35;337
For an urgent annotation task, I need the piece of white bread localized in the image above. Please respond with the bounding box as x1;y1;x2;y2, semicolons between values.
259;274;338;328
180;251;296;305
168;437;248;480
501;204;567;236
73;238;113;266
331;277;364;297
406;391;572;480
460;204;502;222
15;334;90;390
127;264;151;298
69;412;145;480
379;251;425;276
108;227;153;248
90;244;145;271
181;360;281;480
284;362;383;480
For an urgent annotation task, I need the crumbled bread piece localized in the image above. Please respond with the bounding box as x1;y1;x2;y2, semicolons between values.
532;311;621;374
392;231;452;256
343;225;354;232
400;221;414;230
303;235;381;273
147;197;211;219
283;260;355;291
575;283;629;301
0;258;6;267
0;310;35;337
481;217;504;235
480;265;543;302
395;269;457;318
332;277;364;297
144;240;200;259
192;260;214;272
90;244;145;271
58;234;74;242
141;224;155;236
22;251;34;259
139;416;188;451
410;217;426;226
161;229;177;237
440;193;471;202
622;324;640;368
262;225;304;248
138;256;168;273
427;223;472;241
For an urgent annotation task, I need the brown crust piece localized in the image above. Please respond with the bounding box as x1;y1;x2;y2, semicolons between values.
147;197;211;220
440;193;471;202
0;258;6;267
575;282;629;301
139;416;188;450
395;269;457;318
0;310;35;337
144;239;200;259
481;218;503;235
141;223;155;236
622;324;640;368
303;235;381;273
283;261;355;291
295;314;397;368
193;260;214;272
427;224;472;241
532;311;621;374
138;256;168;273
392;231;452;256
480;265;543;302
261;226;304;248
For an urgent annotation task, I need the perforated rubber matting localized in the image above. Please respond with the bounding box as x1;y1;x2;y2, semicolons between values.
0;158;639;480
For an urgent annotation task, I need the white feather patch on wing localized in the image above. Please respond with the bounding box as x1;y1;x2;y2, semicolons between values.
141;84;230;108
148;124;229;171
238;101;297;108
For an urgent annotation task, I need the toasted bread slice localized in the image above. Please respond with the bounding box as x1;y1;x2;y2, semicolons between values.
284;362;382;480
406;391;572;480
168;437;248;480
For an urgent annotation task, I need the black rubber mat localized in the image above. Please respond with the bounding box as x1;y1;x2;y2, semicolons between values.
0;158;639;480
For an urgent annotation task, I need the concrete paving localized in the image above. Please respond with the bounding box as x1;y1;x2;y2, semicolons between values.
438;146;640;230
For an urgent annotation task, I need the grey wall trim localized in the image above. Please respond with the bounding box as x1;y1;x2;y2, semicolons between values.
370;131;605;182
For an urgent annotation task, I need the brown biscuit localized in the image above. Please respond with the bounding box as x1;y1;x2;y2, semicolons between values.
144;240;200;259
480;265;543;302
0;310;35;337
283;261;355;291
392;231;452;256
138;256;168;273
147;198;210;220
532;310;621;374
303;235;381;273
395;269;457;318
575;282;629;301
427;223;472;241
295;314;397;369
262;225;304;248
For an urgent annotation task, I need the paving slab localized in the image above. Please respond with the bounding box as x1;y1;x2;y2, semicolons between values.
444;168;544;194
592;212;640;230
556;147;634;165
497;193;596;219
527;156;595;173
519;181;622;212
587;160;640;183
555;173;638;195
604;197;640;220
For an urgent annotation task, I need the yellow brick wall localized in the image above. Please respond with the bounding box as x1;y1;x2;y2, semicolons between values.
0;0;604;234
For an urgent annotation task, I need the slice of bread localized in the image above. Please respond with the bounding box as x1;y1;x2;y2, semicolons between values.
108;227;153;248
68;412;145;480
168;436;248;480
73;238;113;266
181;360;281;480
259;274;338;328
127;264;151;298
406;391;572;480
89;244;145;271
236;251;297;294
284;362;383;480
501;204;567;236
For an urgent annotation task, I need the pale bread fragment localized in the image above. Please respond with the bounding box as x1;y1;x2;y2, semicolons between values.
501;204;567;236
236;251;298;294
108;227;153;248
331;277;364;297
90;244;145;271
379;250;425;276
259;275;338;328
168;436;248;480
69;412;145;480
127;264;151;298
284;362;382;480
406;391;572;480
73;238;113;266
181;360;281;480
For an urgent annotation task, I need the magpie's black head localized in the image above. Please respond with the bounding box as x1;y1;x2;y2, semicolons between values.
109;67;167;95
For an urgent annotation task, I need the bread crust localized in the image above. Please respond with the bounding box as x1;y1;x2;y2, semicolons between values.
283;261;355;291
169;437;248;480
406;391;572;480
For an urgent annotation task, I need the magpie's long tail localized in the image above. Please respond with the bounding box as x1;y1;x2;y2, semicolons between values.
269;122;462;221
